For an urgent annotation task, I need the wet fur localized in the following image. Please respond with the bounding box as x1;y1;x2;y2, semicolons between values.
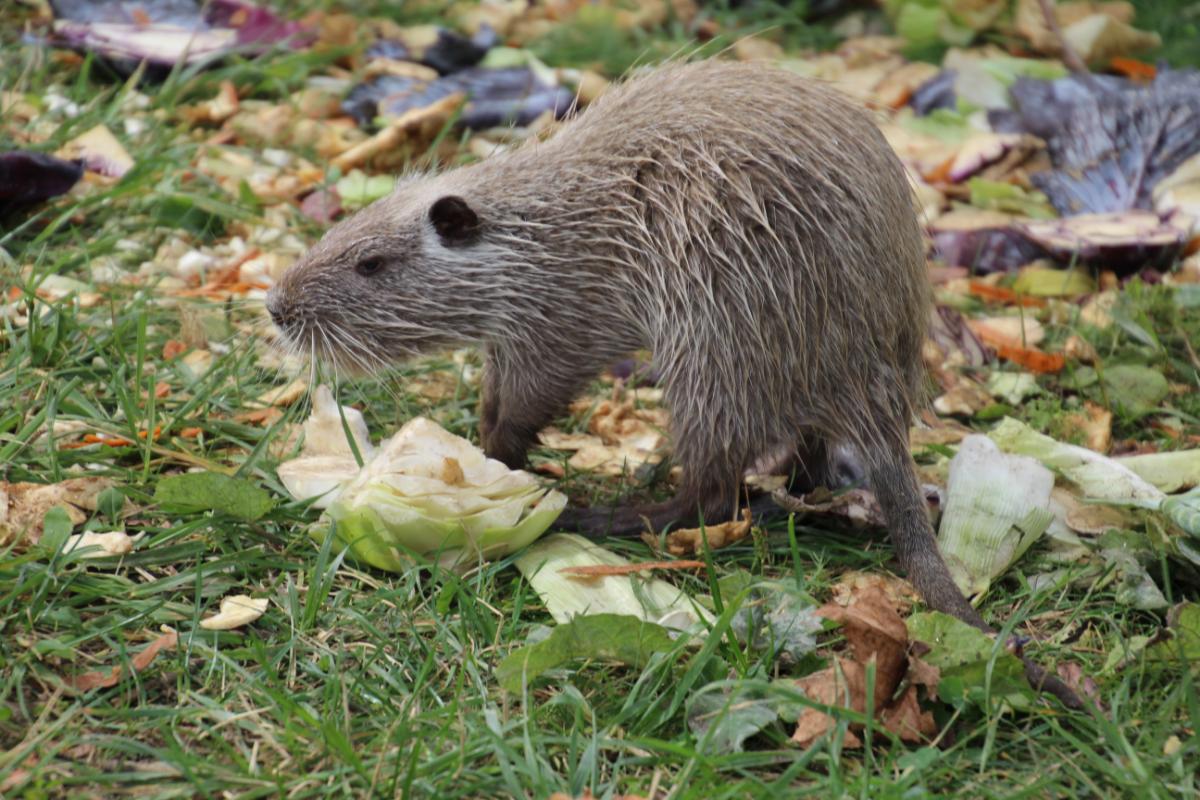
270;60;1082;708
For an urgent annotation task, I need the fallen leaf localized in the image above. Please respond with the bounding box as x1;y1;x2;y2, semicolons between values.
67;628;178;691
665;508;753;556
967;315;1046;348
816;587;909;709
933;374;993;416
233;407;284;427
55;123;134;178
0;477;115;547
1063;334;1099;363
1062;400;1113;452
829;572;918;614
770;486;887;528
793;660;869;748
497;613;676;693
178;349;214;381
793;586;936;747
994;342;1066;374
62;530;134;558
881;687;938;742
1081;291;1117;328
179;80;239;124
154;472;274;521
966;280;1048;308
331;92;464;171
1062;13;1161;65
545;390;672;478
200;594;269;630
559;560;706;578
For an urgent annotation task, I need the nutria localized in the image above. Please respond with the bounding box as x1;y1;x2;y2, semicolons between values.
268;59;1080;707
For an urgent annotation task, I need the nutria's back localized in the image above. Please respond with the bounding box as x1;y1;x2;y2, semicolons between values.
462;59;929;461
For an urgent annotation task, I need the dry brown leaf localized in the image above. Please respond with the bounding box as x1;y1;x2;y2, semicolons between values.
540;427;603;451
908;653;942;700
772;486;887;529
817;587;908;709
829;572;918;614
793;659;869;748
910;418;972;447
407;370;463;401
1015;0;1135;54
0;477;115;548
732;35;784;62
332;92;465;171
1063;334;1099;363
881;686;938;742
200;595;269;630
233;407;285;427
664;508;752;556
967;315;1046;348
1056;661;1102;704
871;61;939;108
1062;13;1161;64
248;378;308;409
1053;486;1133;534
933;374;993;417
56;124;134;178
67;628;178;691
559;560;706;579
179;80;239;124
549;394;670;477
1080;290;1117;328
792;586;937;748
63;531;134;558
584;396;670;448
1062;400;1113;453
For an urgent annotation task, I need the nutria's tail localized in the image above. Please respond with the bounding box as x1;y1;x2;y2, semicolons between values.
867;440;1085;710
866;439;987;630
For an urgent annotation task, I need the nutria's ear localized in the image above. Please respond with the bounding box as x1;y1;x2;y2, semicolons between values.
428;195;480;245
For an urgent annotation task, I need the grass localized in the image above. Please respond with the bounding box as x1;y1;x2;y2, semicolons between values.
2;3;1200;798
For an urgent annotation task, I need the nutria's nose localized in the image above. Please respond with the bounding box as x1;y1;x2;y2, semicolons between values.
265;289;289;329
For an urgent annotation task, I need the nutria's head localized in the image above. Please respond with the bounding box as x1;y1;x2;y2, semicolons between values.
266;183;493;372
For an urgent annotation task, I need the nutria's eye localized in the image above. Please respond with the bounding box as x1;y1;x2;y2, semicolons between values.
355;256;385;277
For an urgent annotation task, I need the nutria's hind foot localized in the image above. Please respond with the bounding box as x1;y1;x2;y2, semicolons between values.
557;493;786;539
555;498;693;538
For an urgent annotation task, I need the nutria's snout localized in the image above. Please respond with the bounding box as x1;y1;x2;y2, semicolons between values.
265;287;295;334
265;286;310;356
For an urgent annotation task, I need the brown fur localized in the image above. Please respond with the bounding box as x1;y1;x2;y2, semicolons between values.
269;60;1080;707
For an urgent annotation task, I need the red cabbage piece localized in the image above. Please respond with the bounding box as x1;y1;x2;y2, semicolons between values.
909;69;958;115
343;68;576;131
1018;212;1189;271
0;151;83;215
367;26;499;76
929;211;1046;273
997;70;1200;215
48;0;310;74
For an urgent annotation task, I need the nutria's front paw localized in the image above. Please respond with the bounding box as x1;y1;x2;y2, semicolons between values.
480;425;529;470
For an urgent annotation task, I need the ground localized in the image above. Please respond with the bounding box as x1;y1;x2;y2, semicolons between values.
1;1;1199;798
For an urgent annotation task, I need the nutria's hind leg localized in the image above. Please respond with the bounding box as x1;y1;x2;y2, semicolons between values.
557;469;741;538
